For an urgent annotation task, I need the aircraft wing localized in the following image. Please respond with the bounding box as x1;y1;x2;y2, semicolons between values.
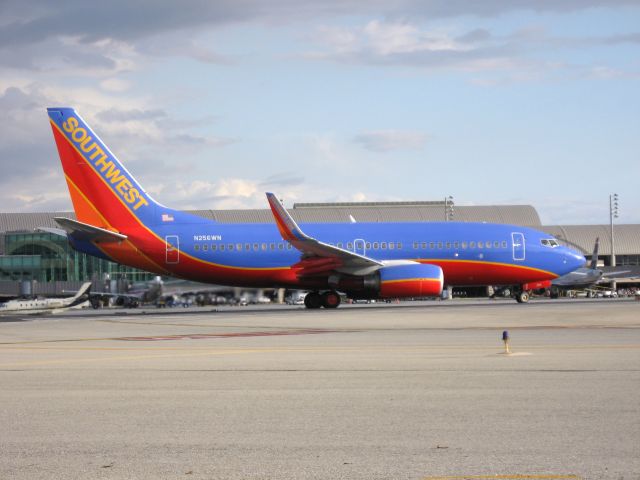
600;270;636;280
266;192;383;276
53;217;127;243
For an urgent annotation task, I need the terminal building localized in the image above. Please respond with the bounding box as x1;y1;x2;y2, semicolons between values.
1;201;639;296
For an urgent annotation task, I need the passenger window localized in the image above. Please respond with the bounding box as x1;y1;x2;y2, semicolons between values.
194;244;200;251
478;241;484;248
461;242;467;249
220;244;226;251
373;242;379;249
278;243;284;250
236;243;242;251
366;242;371;249
421;242;426;249
429;242;435;249
381;242;387;249
253;243;259;251
337;242;343;248
347;242;353;250
494;241;499;248
261;243;267;251
203;244;208;251
287;243;292;250
413;242;418;249
389;242;395;250
501;241;507;248
396;242;402;249
228;244;234;251
269;243;275;250
211;244;217;251
470;241;476;248
446;242;451;249
486;241;491;249
245;243;251;251
437;242;443;249
454;242;459;249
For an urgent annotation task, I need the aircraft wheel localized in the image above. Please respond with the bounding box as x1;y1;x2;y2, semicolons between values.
304;292;322;309
322;291;341;309
517;291;530;303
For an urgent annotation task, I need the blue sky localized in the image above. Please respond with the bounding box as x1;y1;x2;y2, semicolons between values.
0;1;638;225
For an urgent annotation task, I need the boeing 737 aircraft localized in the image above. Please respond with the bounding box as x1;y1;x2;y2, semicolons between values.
46;107;585;308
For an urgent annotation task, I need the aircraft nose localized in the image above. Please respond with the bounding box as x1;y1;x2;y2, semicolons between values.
562;248;586;273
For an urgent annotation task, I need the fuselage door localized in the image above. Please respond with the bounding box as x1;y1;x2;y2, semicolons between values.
354;238;366;257
511;232;525;261
165;235;180;264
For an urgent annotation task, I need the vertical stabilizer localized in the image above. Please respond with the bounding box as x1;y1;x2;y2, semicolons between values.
47;107;162;230
589;237;600;270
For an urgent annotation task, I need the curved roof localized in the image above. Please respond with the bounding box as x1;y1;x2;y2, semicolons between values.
542;224;640;256
0;203;542;230
202;204;542;226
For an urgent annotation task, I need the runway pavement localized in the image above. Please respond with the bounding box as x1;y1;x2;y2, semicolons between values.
1;299;639;479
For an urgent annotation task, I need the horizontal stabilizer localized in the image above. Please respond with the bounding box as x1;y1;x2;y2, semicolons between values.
38;227;68;237
53;217;127;243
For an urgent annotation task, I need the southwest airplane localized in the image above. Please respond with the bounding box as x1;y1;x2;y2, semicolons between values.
46;107;585;308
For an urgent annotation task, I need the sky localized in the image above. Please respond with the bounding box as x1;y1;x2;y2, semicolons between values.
0;0;639;225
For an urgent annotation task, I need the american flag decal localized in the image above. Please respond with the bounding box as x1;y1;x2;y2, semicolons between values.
162;213;174;222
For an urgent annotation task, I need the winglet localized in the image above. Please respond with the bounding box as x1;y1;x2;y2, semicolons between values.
266;193;307;242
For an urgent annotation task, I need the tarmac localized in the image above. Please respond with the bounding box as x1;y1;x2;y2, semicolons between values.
1;298;639;479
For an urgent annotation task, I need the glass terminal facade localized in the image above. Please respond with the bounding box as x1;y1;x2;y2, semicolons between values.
0;232;154;282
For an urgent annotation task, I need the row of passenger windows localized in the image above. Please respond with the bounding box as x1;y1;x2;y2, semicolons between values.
193;239;509;253
412;240;508;250
194;242;294;252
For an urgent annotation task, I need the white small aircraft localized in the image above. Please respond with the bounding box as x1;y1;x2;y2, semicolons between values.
0;282;92;315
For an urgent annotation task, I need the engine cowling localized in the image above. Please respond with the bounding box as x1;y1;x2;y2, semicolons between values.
378;264;444;298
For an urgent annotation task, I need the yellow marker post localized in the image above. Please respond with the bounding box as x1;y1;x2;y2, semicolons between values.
502;330;511;354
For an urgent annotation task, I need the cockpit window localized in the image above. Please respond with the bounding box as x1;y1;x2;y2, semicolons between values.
541;239;559;248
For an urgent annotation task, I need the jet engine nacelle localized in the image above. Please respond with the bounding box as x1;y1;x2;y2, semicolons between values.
378;263;444;298
334;263;444;299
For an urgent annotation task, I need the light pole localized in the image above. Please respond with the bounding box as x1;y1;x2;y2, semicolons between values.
609;193;619;292
444;196;454;221
609;193;619;267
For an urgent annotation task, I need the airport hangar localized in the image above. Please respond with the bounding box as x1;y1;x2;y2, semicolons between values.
0;200;639;297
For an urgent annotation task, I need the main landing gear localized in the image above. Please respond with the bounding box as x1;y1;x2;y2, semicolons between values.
515;290;530;303
304;291;341;309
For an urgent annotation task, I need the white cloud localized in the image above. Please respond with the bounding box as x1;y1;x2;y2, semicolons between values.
0;84;234;212
353;130;428;152
99;78;131;92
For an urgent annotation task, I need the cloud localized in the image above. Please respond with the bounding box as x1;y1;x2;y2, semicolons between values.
96;108;167;122
353;130;428;152
259;173;306;188
0;85;235;211
99;78;131;92
1;1;636;47
1;1;637;71
308;20;522;73
308;19;640;83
